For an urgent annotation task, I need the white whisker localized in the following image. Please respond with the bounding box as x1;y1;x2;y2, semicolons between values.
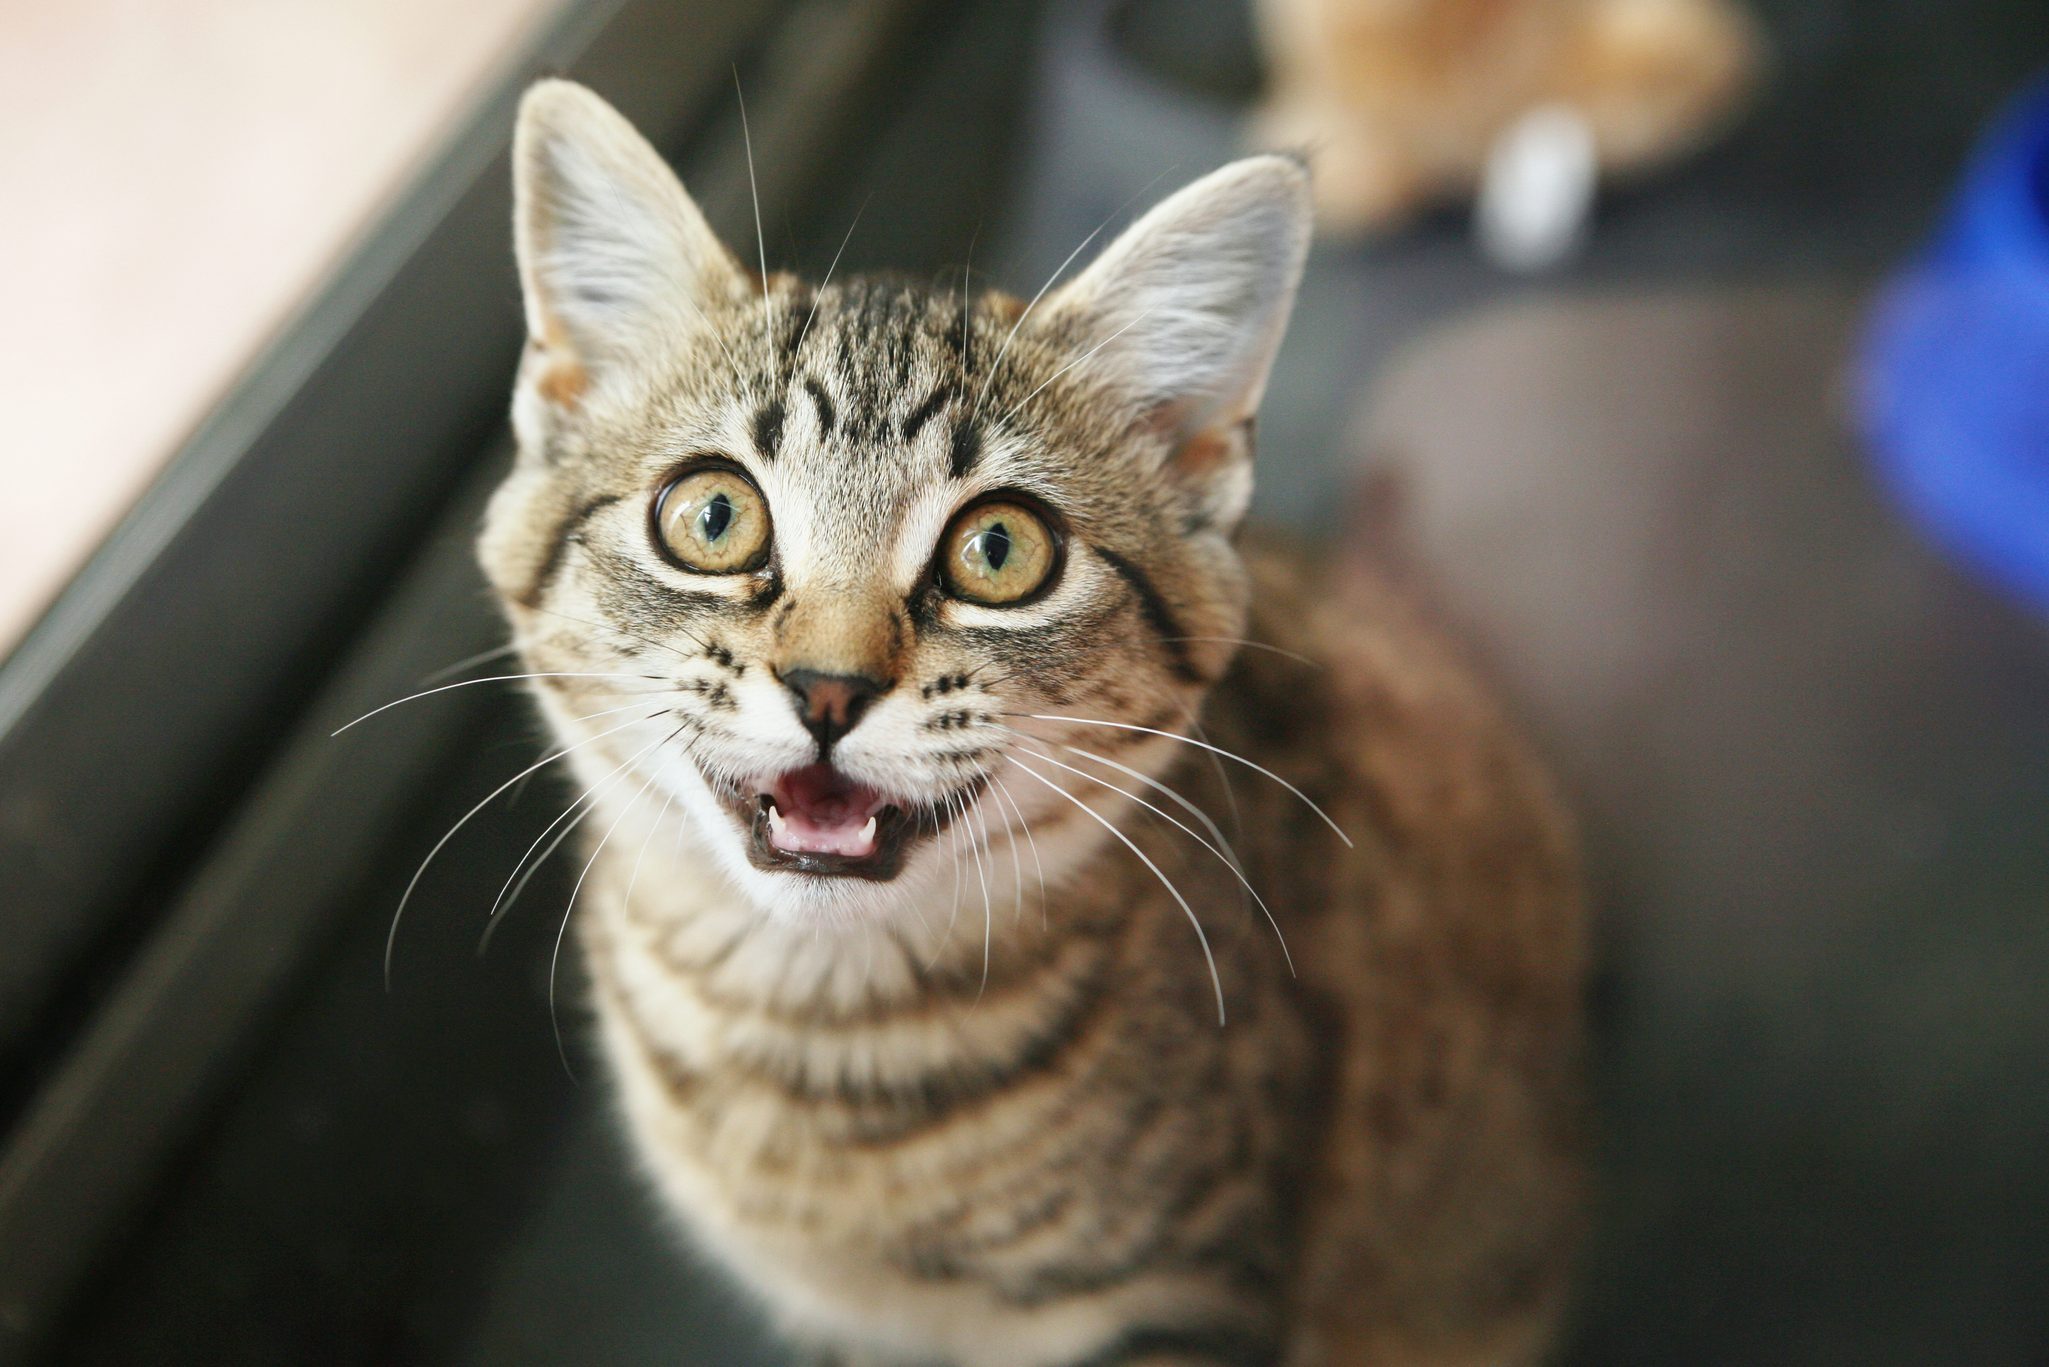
566;697;678;726
931;792;966;968
1064;739;1244;890
969;168;1175;423
519;696;687;810
481;780;609;956
1008;755;1226;1025
552;730;683;1078
382;711;660;989
1188;713;1244;842
986;777;1030;928
530;604;710;660
482;724;674;945
958;224;980;375
1028;740;1294;978
1020;713;1352;847
999;307;1156;430
669;277;749;395
422;643;520;685
1158;636;1322;668
989;773;1049;931
796;194;869;358
970;233;1101;421
963;790;994;1001
623;788;676;920
733;70;778;386
332;672;659;736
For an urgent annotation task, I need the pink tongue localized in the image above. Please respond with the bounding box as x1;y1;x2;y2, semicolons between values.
768;765;886;858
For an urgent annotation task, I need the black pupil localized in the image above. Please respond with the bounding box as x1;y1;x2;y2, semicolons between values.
982;522;1011;571
699;492;734;542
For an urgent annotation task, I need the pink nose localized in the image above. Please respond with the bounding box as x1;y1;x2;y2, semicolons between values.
776;668;886;750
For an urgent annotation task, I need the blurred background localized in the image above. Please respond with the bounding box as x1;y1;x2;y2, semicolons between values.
1;0;2047;1362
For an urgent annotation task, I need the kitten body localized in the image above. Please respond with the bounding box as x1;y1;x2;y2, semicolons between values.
482;81;1585;1366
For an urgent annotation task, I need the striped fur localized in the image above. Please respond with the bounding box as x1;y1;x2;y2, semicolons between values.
479;81;1586;1365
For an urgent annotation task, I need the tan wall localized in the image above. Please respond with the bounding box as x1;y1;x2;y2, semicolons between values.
0;0;564;652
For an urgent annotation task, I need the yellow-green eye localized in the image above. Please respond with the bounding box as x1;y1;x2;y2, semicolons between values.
655;467;771;573
939;500;1058;605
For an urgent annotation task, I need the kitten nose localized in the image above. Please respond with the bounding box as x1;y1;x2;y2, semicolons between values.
777;668;887;752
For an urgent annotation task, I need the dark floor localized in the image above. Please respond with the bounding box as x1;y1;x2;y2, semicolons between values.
52;0;2049;1363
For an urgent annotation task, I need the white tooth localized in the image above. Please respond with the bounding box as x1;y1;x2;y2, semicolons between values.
767;805;787;839
859;815;877;844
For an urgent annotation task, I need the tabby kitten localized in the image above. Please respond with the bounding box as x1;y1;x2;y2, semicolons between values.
479;80;1586;1366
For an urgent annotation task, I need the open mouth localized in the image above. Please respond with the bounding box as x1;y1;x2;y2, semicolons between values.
721;764;973;882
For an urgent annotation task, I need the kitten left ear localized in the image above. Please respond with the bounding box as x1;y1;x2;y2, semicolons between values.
1044;156;1311;526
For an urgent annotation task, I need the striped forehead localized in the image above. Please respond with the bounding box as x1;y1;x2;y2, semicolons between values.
732;276;1013;578
757;277;981;460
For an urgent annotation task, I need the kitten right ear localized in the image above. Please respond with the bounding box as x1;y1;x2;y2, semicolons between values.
1035;156;1310;531
513;79;742;404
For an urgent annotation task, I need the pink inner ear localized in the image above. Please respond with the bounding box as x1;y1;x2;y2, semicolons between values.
1173;426;1236;480
527;322;587;408
1156;412;1255;529
535;357;587;407
1148;400;1248;480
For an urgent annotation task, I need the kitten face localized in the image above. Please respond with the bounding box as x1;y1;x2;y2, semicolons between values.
480;81;1309;924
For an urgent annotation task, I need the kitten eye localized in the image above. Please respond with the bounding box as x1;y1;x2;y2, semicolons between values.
654;466;772;573
938;499;1058;606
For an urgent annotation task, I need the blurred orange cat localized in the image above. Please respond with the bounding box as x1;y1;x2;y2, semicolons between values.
1254;0;1763;233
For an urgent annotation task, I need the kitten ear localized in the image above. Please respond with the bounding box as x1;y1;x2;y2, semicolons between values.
1044;156;1311;524
512;79;742;404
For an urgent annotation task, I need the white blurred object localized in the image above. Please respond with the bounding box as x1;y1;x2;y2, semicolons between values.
1475;104;1599;273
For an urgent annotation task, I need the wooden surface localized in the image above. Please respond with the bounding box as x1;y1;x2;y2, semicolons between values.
0;0;563;653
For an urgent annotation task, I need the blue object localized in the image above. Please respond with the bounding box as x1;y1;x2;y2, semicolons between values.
1859;72;2049;616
